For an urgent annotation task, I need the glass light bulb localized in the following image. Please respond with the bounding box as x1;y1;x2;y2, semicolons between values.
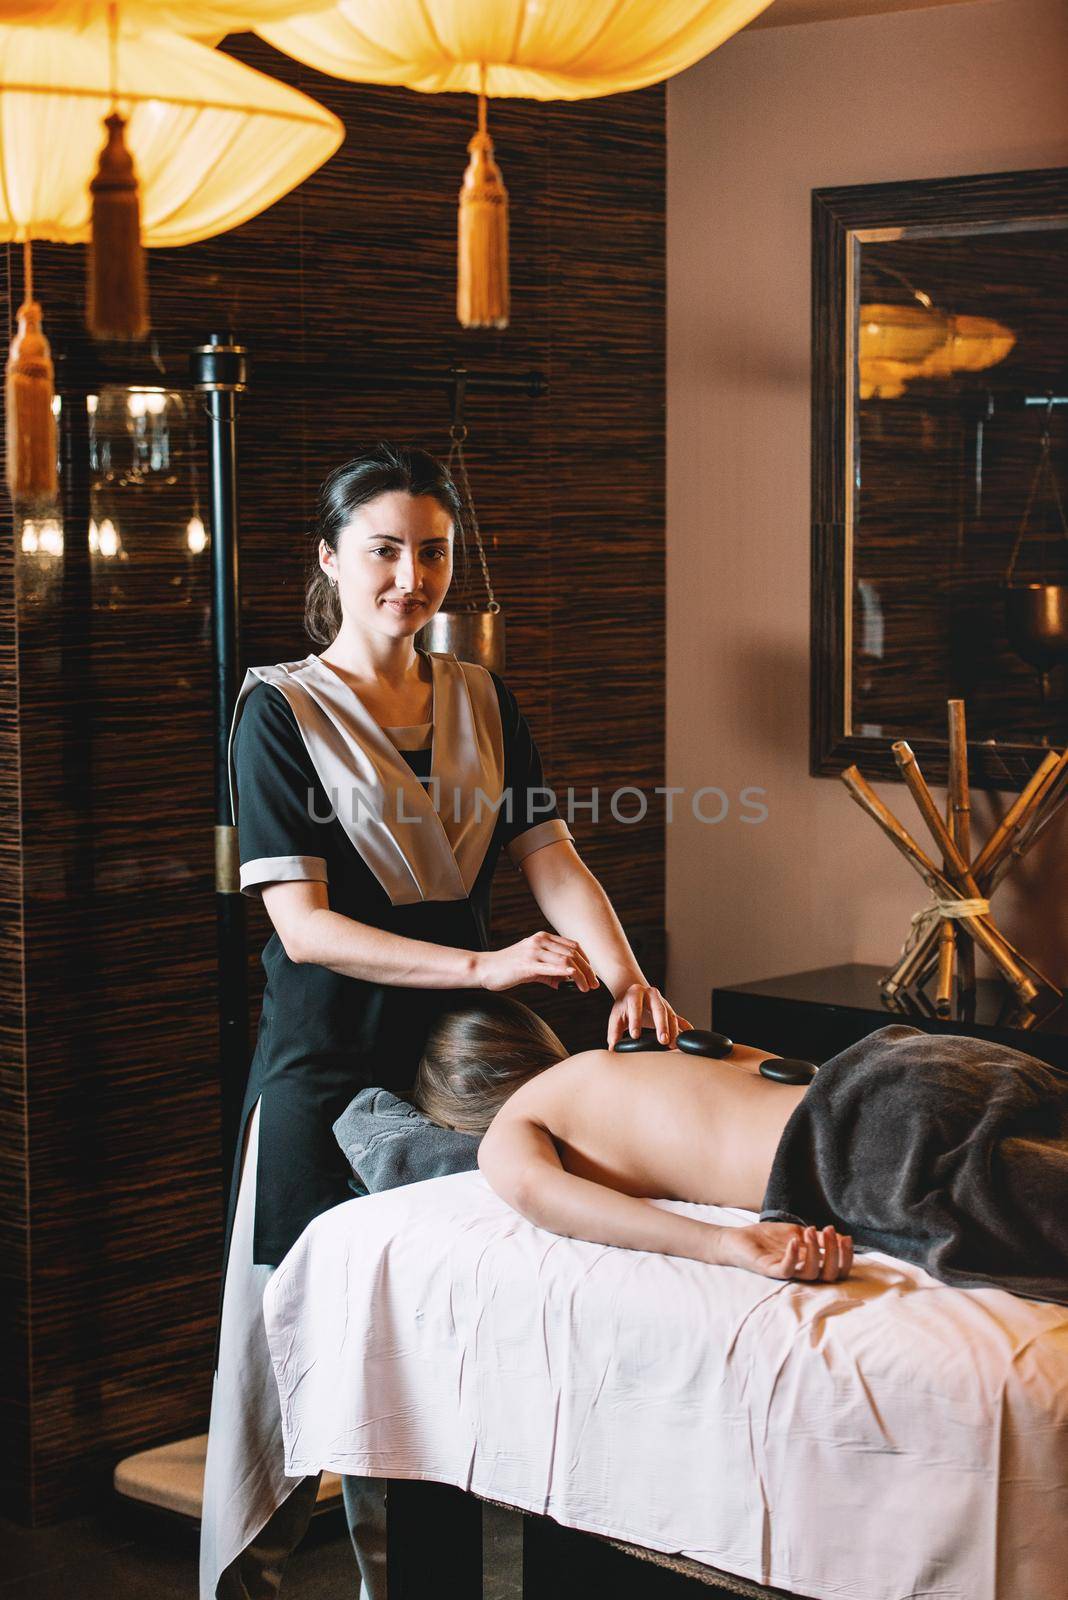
20;521;39;553
186;515;208;554
97;518;120;558
38;519;63;556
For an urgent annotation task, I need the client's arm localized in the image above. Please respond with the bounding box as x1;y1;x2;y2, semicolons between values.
478;1103;851;1283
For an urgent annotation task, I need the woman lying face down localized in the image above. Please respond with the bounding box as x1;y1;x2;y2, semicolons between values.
412;996;852;1286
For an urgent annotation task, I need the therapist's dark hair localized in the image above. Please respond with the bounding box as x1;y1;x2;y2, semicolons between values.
412;995;569;1135
305;443;464;645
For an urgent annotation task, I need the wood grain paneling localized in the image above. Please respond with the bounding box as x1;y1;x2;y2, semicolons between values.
0;39;665;1521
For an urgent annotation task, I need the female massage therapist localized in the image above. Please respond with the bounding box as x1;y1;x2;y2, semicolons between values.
199;444;691;1600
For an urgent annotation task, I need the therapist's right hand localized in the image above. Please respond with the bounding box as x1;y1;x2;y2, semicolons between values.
474;933;599;993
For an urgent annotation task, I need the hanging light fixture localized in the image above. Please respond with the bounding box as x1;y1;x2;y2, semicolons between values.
259;0;775;329
0;19;342;252
0;0;332;33
859;308;1017;400
0;14;342;502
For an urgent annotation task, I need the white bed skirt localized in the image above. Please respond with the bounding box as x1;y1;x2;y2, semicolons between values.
199;1099;319;1600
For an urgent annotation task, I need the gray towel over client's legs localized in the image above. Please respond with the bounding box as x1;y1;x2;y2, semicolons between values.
760;1023;1068;1305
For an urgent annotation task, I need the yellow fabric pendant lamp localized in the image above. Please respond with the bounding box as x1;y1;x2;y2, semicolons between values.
0;15;342;502
859;303;1016;399
0;0;333;34
260;0;775;328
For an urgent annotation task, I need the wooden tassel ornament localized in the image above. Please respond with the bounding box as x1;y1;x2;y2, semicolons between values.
457;80;509;330
6;241;57;507
87;111;149;341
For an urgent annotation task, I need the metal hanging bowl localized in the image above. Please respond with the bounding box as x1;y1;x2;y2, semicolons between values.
423;371;506;673
1003;582;1068;699
1001;399;1068;704
417;605;505;673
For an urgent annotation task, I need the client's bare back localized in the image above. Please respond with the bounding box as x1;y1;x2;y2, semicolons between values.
508;1044;810;1214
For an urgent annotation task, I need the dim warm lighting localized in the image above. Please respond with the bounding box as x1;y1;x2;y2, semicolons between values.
0;21;343;249
859;303;1016;399
89;516;121;558
259;0;775;328
22;516;63;555
127;388;168;417
38;517;63;554
914;315;1016;380
261;0;776;97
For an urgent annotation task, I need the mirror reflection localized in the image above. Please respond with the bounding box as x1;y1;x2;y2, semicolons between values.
849;223;1068;748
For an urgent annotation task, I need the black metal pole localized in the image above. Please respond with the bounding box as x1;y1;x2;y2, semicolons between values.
190;332;250;1193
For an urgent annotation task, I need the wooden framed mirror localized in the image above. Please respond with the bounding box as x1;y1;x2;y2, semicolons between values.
811;167;1068;788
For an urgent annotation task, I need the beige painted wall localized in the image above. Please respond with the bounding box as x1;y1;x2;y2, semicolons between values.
665;0;1068;1025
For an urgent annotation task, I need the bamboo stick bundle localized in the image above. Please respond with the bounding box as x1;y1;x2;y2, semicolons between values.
902;747;1063;995
840;765;1037;1004
891;742;1059;1001
841;702;1066;1015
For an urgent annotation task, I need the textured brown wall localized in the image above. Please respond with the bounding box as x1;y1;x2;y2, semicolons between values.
0;39;665;1522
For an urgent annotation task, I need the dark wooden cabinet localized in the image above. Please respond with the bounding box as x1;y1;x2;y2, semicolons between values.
712;963;1068;1074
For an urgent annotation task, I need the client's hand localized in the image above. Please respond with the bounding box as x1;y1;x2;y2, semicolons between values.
720;1222;853;1283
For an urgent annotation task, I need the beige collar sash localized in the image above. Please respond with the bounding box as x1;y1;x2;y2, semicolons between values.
227;650;505;906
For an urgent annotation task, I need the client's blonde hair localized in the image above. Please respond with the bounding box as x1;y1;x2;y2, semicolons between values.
412;994;568;1135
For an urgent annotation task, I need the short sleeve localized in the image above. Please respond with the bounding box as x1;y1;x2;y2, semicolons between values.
232;683;331;899
489;672;575;868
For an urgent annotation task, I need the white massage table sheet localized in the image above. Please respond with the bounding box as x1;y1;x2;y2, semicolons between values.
262;1171;1068;1600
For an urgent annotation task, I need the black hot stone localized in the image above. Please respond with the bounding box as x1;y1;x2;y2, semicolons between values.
676;1029;734;1059
613;1030;669;1053
758;1057;819;1085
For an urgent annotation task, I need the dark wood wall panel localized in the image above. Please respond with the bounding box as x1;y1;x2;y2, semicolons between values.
0;393;29;1516
1;38;664;1521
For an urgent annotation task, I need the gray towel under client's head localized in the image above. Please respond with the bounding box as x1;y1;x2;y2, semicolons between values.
333;1086;481;1196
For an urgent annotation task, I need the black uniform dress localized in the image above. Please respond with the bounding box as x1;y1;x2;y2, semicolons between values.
200;647;573;1600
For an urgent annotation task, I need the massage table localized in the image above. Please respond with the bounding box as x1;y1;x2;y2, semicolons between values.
261;1170;1068;1600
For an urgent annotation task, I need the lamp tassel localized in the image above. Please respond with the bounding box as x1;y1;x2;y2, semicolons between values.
87;111;149;341
457;81;509;330
6;241;58;507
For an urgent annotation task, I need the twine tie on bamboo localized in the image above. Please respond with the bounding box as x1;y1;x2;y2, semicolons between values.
897;895;991;970
87;8;149;341
6;240;58;506
457;68;509;330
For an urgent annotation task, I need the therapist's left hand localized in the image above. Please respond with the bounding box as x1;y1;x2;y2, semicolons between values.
607;984;693;1051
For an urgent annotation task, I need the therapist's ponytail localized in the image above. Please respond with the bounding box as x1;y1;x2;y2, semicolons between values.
413;995;568;1135
306;443;464;645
